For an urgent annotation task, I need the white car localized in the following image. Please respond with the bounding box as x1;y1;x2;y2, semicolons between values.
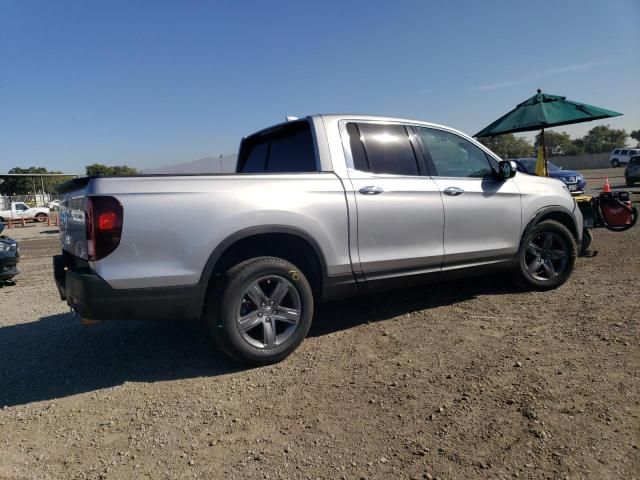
47;200;61;210
610;148;640;167
0;202;50;222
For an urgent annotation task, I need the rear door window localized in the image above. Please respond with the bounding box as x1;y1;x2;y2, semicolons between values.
237;121;317;173
621;150;629;155
347;123;420;176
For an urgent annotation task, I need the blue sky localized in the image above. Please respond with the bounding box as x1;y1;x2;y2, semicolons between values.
1;0;639;173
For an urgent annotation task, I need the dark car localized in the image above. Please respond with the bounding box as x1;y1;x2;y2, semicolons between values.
0;223;20;281
624;155;640;187
514;158;586;193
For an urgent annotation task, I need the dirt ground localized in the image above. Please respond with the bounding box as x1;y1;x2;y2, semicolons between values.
1;173;638;480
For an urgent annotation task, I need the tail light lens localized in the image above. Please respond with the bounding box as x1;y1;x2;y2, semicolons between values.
86;196;123;261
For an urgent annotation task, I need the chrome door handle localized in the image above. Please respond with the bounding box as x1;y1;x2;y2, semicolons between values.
443;186;465;196
359;186;384;195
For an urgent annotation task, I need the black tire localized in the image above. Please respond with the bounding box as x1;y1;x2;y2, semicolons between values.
512;220;576;291
611;159;619;168
35;213;47;222
580;228;593;255
206;256;314;366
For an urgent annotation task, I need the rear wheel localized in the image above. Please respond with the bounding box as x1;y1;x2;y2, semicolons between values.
35;213;47;222
611;159;620;167
206;256;314;365
513;220;576;291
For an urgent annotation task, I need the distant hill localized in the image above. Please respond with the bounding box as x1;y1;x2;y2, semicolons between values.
142;154;237;174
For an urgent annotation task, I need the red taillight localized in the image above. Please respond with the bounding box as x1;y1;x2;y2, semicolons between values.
98;211;117;231
86;196;123;261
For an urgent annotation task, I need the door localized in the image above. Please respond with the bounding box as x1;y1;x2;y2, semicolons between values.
12;203;29;220
413;126;522;269
341;121;444;283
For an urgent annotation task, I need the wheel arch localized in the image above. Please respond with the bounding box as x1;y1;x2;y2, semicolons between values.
524;206;579;243
198;225;328;301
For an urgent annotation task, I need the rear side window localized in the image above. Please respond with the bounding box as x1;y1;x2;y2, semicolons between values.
347;123;420;176
415;127;493;178
237;121;317;173
621;150;629;155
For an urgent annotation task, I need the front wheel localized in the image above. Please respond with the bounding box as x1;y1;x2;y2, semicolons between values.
512;220;576;291
206;256;314;366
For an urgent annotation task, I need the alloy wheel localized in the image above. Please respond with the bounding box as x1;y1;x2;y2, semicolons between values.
524;231;570;282
235;275;302;349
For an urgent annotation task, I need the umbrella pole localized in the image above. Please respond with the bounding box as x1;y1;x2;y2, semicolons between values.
540;128;548;176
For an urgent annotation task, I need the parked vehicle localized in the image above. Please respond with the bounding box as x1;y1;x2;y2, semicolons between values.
0;202;50;222
513;158;586;193
47;199;61;210
610;148;640;167
0;223;20;281
625;156;640;187
54;115;583;365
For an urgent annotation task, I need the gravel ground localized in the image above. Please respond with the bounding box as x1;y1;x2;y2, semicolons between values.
1;178;638;480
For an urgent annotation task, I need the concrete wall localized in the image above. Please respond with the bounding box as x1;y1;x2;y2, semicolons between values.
550;153;610;170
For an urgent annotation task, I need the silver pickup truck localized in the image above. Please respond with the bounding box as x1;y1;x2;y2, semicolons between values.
54;115;583;364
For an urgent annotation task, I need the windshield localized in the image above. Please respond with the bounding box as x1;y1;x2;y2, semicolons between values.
518;159;561;172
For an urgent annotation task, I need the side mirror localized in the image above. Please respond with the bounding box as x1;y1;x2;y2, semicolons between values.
497;160;517;180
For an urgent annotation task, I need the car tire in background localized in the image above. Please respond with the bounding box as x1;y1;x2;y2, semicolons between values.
35;213;48;222
206;256;314;366
512;219;577;291
611;159;620;167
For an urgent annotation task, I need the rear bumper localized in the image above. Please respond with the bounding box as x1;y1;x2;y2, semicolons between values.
53;255;203;321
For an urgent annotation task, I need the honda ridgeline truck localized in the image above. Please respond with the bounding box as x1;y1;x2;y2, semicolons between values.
54;115;583;365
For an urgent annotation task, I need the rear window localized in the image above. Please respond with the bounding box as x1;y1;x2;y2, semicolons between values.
347;122;420;176
237;121;317;173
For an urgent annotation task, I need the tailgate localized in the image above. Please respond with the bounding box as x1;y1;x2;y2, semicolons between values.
58;180;90;260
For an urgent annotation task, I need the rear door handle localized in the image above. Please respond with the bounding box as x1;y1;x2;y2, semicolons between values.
359;186;384;195
443;186;465;196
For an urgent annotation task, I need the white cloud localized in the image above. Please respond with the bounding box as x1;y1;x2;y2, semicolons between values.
472;59;615;91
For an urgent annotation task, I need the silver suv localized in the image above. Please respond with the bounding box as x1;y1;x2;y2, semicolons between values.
610;148;640;167
54;115;583;365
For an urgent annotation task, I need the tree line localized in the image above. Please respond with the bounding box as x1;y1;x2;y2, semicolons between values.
0;164;138;196
478;125;640;159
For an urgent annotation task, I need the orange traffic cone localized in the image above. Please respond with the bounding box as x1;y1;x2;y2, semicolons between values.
602;177;611;193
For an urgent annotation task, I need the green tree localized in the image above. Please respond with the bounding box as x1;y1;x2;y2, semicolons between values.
630;129;640;146
477;134;533;159
0;167;73;196
110;165;138;176
581;125;627;154
534;131;574;157
569;138;586;155
86;164;138;176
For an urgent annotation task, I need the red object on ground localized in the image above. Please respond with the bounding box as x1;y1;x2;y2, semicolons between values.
601;200;634;227
602;177;611;193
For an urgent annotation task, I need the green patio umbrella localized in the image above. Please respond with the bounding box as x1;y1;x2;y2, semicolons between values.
474;89;622;175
